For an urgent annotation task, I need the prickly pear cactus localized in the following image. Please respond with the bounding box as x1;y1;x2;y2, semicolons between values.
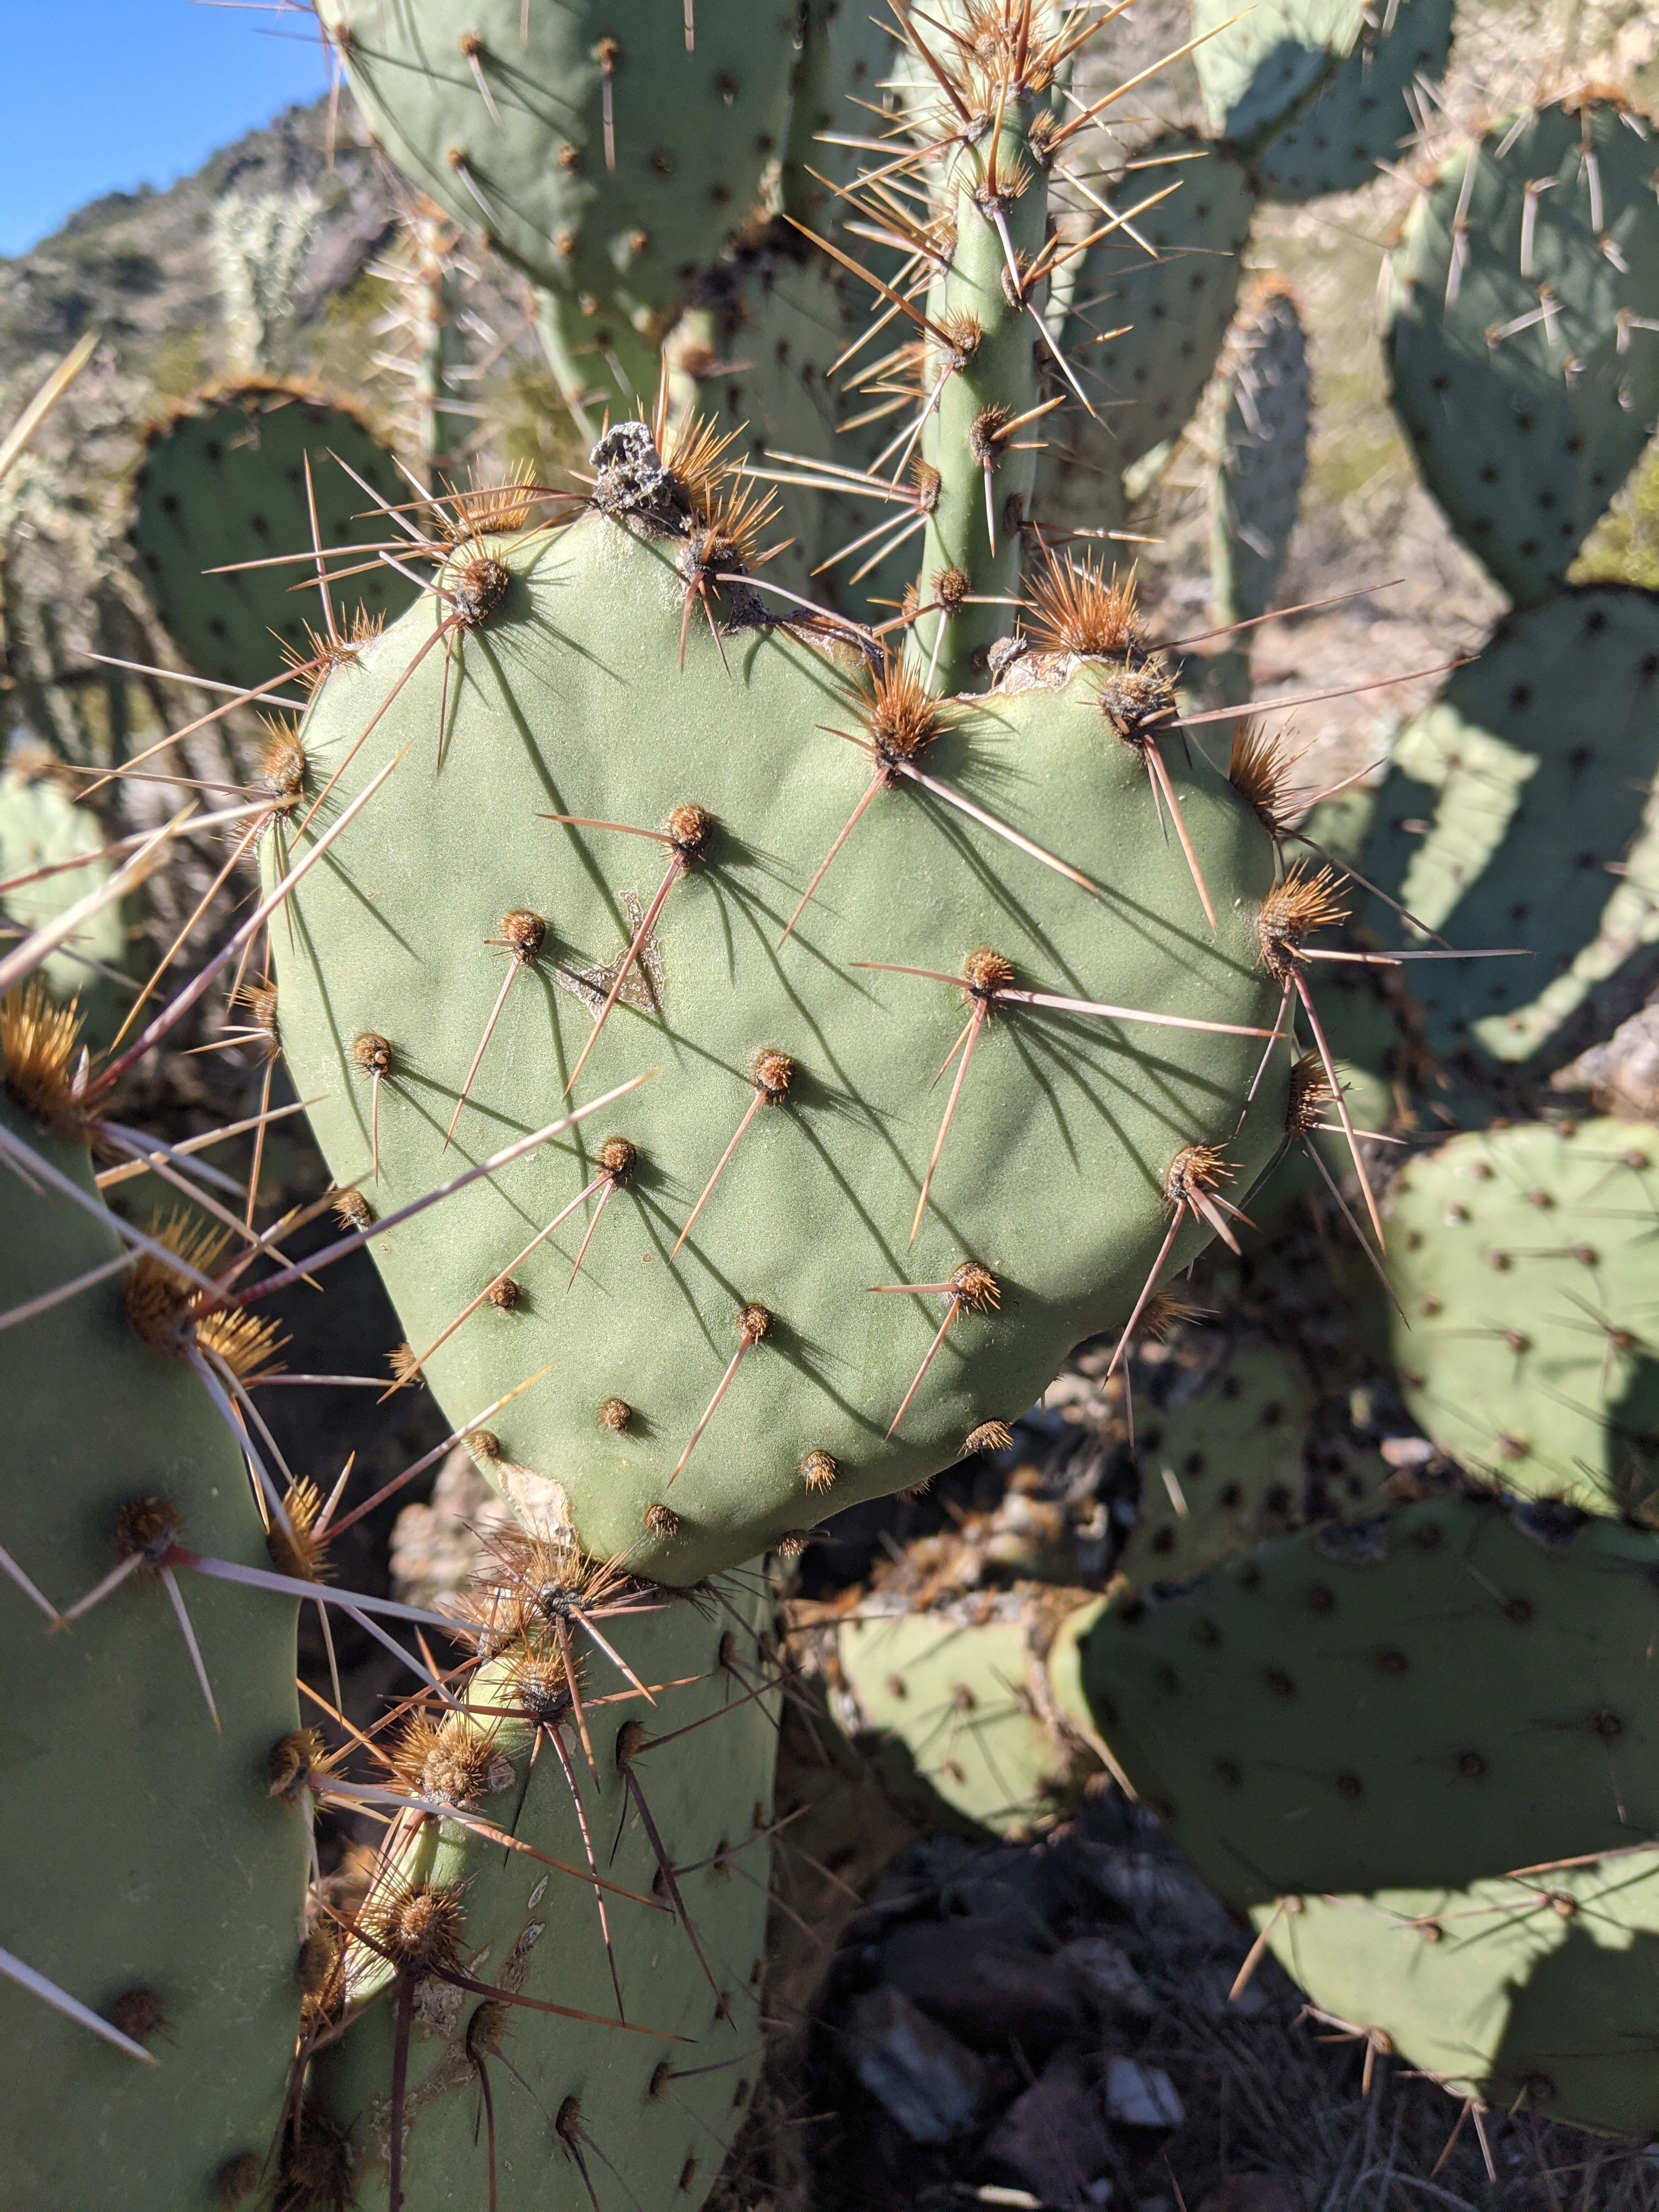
1196;0;1453;201
1210;283;1310;638
0;752;124;1011
1386;94;1659;609
1385;1117;1659;1515
318;0;794;414
1059;1493;1659;2134
1357;586;1659;1073
312;1563;778;2210
1056;133;1255;472
838;1589;1097;1836
264;438;1293;1588
0;1046;304;2205
1116;1341;1316;1590
130;379;416;690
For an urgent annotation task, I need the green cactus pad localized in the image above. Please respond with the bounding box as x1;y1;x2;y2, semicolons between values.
130;379;417;691
1386;96;1659;607
1267;1857;1659;2134
1385;1116;1659;1514
675;244;905;611
0;1099;304;2208
1210;284;1310;633
319;0;793;376
1117;1341;1317;1589
838;1592;1096;1836
1061;1494;1659;2132
535;286;665;430
266;460;1292;1585
313;1566;777;2210
1059;134;1256;469
1356;586;1659;1071
1195;0;1453;201
0;759;125;1012
781;0;895;225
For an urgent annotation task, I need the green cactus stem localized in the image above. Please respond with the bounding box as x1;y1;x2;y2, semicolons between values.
1357;585;1659;1074
838;1587;1098;1837
318;0;795;421
1195;0;1453;202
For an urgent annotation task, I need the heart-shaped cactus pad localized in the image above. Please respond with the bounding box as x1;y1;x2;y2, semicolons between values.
265;431;1293;1583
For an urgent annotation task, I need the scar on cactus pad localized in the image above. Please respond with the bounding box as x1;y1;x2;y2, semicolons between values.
262;422;1344;1587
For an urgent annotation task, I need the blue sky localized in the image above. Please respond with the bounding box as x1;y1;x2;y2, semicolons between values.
2;2;331;256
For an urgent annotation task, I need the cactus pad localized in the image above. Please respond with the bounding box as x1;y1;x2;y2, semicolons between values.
1210;284;1310;634
313;1565;778;2209
838;1592;1096;1836
1357;586;1659;1071
0;758;123;1011
130;379;416;690
319;0;793;383
1059;134;1255;469
675;245;900;609
535;286;664;430
1117;1341;1317;1590
1385;1116;1659;1514
0;1094;304;2207
1386;96;1659;607
1062;1494;1659;2132
1195;0;1453;201
266;445;1293;1585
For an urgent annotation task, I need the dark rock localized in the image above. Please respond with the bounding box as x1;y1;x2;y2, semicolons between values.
845;1985;986;2143
880;1920;1083;2053
1061;1936;1154;2025
980;2050;1115;2207
1104;2057;1184;2129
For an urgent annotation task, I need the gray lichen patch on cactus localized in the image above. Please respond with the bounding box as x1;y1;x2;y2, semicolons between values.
320;0;793;399
129;379;417;691
1385;1116;1659;1515
1358;587;1659;1071
313;1565;778;2211
0;1099;306;2209
1062;1495;1659;2134
265;462;1293;1584
1386;95;1659;609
